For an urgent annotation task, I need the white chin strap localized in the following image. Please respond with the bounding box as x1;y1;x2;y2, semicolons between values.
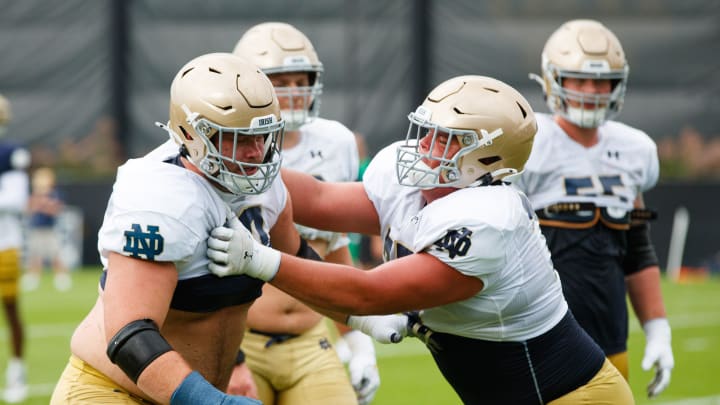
567;106;607;128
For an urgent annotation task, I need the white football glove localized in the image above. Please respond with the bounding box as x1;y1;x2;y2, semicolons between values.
642;318;674;398
207;217;281;281
340;330;380;405
347;314;408;344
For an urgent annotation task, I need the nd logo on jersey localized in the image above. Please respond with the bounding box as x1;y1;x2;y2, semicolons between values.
123;224;164;260
433;227;472;259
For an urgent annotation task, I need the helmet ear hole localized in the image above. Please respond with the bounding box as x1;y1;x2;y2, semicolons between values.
478;156;501;166
179;126;193;141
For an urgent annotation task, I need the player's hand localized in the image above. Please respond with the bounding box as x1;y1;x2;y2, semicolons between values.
207;216;280;281
340;330;380;405
347;314;408;344
642;318;674;398
226;362;259;399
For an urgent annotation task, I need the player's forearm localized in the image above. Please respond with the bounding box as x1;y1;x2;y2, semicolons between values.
281;169;380;235
626;265;667;324
135;351;193;404
271;254;390;315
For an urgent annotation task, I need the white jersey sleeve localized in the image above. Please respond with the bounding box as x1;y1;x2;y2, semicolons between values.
362;142;410;224
415;186;567;340
97;157;226;268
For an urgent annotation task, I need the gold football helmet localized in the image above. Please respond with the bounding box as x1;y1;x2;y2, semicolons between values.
530;19;629;128
233;22;323;130
396;75;537;189
163;52;284;195
0;93;11;137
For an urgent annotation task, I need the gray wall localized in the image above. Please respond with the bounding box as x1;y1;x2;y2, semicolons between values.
1;0;718;157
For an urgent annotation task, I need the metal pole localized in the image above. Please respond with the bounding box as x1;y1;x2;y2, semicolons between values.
110;0;129;160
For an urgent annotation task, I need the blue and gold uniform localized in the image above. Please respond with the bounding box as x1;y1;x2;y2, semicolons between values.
513;112;659;376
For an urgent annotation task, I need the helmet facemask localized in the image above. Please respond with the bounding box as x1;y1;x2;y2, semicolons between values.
273;82;322;131
396;106;505;189
544;63;628;128
171;104;285;195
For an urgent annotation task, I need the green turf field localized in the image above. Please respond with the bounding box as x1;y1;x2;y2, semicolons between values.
2;269;718;404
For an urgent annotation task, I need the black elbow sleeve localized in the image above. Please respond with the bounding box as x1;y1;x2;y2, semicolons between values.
106;319;173;383
623;222;659;276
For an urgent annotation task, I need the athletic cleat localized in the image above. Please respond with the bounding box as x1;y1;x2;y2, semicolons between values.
3;358;28;403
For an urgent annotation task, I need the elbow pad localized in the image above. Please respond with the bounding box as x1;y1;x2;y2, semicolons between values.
623;222;659;276
106;319;173;383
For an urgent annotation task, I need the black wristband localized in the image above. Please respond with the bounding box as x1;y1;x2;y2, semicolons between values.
235;349;245;365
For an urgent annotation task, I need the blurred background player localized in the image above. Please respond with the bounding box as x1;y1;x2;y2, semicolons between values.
24;166;72;291
0;93;31;403
233;22;379;405
516;19;674;398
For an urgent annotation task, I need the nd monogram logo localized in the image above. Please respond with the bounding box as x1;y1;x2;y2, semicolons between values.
123;224;165;260
433;227;472;259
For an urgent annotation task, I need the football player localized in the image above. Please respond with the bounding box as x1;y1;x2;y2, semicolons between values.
207;75;635;404
516;19;673;398
50;53;404;405
232;22;379;405
0;93;31;404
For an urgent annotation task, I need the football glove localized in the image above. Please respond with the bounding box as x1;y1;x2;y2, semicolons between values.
340;330;380;405
207;216;281;281
642;318;674;398
347;314;408;344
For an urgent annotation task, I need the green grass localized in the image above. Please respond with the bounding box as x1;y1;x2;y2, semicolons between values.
2;269;719;404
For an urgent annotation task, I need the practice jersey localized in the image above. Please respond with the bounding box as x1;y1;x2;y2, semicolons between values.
0;143;30;250
511;113;660;355
97;139;287;312
282;118;359;250
512;113;658;215
363;142;567;341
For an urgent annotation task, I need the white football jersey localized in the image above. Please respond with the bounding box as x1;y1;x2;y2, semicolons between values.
98;139;286;281
512;113;659;212
282;118;359;250
0;143;30;249
363;142;568;341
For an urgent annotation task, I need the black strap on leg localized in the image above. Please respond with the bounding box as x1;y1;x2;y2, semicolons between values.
106;319;173;383
296;238;322;262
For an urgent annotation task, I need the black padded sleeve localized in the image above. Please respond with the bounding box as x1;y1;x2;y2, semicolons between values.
106;319;173;383
623;222;659;276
